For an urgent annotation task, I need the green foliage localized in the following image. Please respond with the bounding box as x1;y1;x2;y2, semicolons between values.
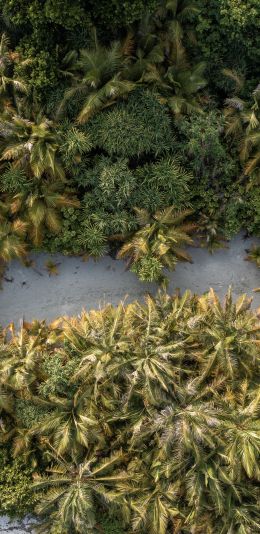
14;45;58;96
176;111;246;239
44;0;87;30
0;0;259;263
99;514;125;533
196;0;260;95
14;399;50;429
0;165;31;193
244;187;260;235
59;123;92;170
132;157;191;211
77;157;136;206
130;254;163;282
39;353;79;398
87;90;173;158
43;153;191;257
88;0;158;31
77;222;108;258
0;447;35;517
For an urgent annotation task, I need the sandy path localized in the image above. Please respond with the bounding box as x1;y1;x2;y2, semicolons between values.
0;233;259;328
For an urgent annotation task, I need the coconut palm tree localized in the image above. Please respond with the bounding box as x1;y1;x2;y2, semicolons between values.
0;290;259;532
130;1;206;116
155;0;199;52
0;33;27;112
0;324;46;391
117;206;195;282
130;474;181;534
224;74;260;186
144;59;207;116
0;114;65;180
0;218;27;262
59;33;136;123
33;392;104;462
193;288;259;386
0;201;27;263
34;451;128;533
8;181;79;245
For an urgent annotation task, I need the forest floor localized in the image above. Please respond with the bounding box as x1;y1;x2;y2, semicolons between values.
0;232;259;329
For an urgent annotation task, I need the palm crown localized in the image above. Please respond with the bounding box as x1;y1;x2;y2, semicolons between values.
0;114;65;181
117;206;196;282
59;34;135;123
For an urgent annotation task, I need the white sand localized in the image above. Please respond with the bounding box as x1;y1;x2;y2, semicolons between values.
0;233;259;328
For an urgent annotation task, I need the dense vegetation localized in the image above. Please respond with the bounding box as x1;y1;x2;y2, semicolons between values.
0;289;259;533
0;0;259;282
0;3;259;530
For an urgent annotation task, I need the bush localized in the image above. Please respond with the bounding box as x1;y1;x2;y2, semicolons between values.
0;447;35;517
196;0;260;96
86;90;173;159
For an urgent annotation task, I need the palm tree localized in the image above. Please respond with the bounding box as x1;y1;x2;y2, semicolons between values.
66;304;132;415
0;324;46;391
130;474;181;534
59;33;135;123
193;288;259;386
0;201;27;264
0;218;27;262
9;181;79;245
224;74;260;186
34;451;128;533
155;0;199;52
0;33;27;112
0;383;14;415
0;290;259;532
117;206;195;282
0;114;65;180
131;1;206;116
144;60;207;116
33;392;103;462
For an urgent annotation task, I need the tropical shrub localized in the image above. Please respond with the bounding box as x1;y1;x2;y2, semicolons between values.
0;447;35;517
225;82;260;187
0;290;259;532
175;110;248;240
86;89;173;158
196;0;260;96
0;0;259;267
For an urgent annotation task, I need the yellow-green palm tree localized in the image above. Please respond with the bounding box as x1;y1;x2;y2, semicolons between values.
9;182;79;245
34;451;128;533
59;33;135;123
0;33;27;112
117;206;195;282
0;114;65;180
0;218;27;262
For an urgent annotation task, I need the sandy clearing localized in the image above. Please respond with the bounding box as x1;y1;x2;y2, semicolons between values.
0;233;259;328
